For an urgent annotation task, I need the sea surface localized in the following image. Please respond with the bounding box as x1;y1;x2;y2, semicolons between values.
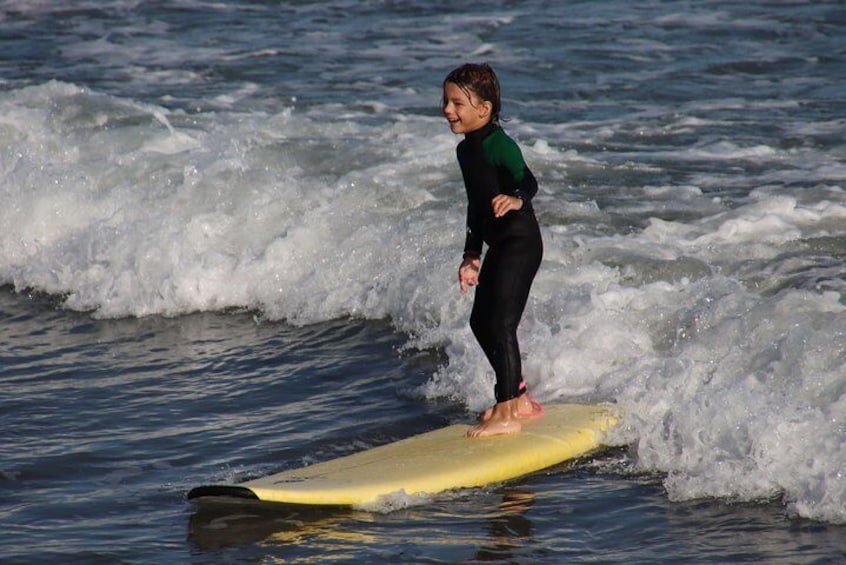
1;1;845;563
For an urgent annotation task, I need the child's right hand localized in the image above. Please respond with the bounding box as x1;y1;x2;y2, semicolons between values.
458;257;480;294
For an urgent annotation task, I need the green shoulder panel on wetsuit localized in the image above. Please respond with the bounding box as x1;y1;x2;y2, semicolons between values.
481;127;526;183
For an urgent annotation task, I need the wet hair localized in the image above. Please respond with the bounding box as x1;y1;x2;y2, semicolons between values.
443;63;502;123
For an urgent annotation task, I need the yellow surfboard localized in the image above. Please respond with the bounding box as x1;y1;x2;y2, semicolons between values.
187;404;617;507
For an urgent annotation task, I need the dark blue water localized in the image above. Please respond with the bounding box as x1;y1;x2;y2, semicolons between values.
2;288;844;563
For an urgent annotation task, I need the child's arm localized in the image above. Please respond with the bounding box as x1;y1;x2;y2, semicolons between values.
491;132;538;204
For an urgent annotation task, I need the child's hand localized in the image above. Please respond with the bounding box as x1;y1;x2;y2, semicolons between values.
492;194;523;218
458;257;480;294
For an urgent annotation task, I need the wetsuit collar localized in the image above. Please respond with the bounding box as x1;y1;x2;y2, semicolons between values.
464;121;499;143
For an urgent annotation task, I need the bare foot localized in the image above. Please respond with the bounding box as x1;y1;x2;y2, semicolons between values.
467;399;523;438
479;393;538;422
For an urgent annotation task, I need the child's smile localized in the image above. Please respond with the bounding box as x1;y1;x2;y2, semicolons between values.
442;82;490;135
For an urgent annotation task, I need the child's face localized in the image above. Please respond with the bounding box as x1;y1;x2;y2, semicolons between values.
442;82;492;135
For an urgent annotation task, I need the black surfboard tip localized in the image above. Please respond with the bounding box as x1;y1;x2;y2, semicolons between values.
187;485;259;502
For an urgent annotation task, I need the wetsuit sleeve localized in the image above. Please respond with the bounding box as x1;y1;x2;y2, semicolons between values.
463;183;484;260
457;142;484;259
497;136;538;203
464;221;483;259
514;166;538;203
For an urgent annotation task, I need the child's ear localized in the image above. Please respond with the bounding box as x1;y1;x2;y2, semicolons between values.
478;100;493;119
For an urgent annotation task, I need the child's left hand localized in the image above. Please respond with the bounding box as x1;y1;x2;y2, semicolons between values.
491;194;523;218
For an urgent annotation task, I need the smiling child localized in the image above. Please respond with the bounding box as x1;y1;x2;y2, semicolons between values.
442;63;544;437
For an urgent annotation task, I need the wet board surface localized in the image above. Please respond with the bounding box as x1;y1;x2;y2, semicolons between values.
187;403;618;507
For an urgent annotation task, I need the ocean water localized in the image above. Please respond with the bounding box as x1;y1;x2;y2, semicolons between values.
1;0;845;563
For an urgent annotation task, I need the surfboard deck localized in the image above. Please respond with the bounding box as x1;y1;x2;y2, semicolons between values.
187;403;617;507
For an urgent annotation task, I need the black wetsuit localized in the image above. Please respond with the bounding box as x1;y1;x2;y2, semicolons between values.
457;121;543;403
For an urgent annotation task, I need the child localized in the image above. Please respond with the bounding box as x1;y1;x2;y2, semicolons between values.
442;63;544;438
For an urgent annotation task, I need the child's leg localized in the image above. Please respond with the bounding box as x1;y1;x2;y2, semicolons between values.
469;278;523;403
467;231;541;437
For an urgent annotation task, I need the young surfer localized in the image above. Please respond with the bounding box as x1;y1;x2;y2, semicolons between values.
442;63;544;438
